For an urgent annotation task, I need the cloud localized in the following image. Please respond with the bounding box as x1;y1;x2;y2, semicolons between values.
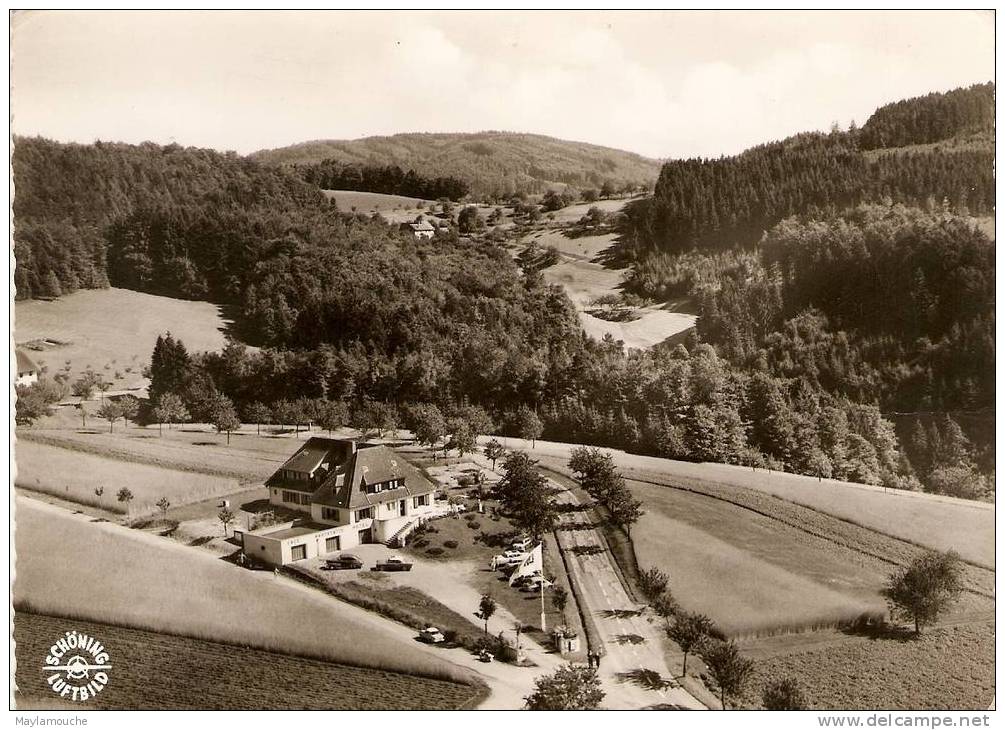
11;11;994;158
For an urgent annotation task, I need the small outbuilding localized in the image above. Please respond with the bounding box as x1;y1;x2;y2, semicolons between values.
15;349;39;387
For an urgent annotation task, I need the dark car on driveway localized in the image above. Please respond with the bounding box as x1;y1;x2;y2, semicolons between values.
324;554;363;570
373;556;414;572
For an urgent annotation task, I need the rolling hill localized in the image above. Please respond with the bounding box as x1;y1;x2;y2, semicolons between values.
250;131;662;197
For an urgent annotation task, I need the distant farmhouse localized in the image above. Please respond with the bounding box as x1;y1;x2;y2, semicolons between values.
241;438;440;566
400;218;437;239
15;349;39;387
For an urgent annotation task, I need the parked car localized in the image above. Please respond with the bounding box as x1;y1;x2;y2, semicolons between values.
511;570;543;588
490;550;528;570
419;627;446;644
511;537;533;551
520;576;553;592
374;556;413;572
477;649;495;663
324;554;363;570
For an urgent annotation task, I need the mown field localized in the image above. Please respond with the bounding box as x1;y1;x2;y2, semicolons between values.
631;481;890;637
322;190;433;223
18;426;292;485
15;613;481;710
738;621;995;710
626;461;995;570
14;287;232;385
531;448;994;569
14;439;239;514
13;497;478;688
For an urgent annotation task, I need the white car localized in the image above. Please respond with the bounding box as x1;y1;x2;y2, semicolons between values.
520;576;553;592
419;627;446;644
511;537;533;551
490;550;528;570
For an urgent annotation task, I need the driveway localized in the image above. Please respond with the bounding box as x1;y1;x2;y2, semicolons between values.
552;486;706;710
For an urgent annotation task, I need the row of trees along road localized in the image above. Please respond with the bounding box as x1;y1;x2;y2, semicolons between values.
572;455;965;709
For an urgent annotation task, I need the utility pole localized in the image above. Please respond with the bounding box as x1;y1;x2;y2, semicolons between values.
540;578;547;633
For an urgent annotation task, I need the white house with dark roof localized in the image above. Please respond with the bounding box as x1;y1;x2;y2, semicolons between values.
15;349;39;387
401;219;436;239
244;437;439;565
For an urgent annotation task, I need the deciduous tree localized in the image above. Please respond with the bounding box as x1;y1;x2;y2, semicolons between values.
884;550;963;634
525;663;604;710
703;639;754;710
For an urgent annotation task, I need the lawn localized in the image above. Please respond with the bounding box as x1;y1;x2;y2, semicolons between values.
18;426;291;485
15;612;482;710
285;568;490;657
13;287;233;386
322;190;433;223
532;448;994;569
631;488;887;637
737;621;995;710
14;440;240;514
13;496;477;687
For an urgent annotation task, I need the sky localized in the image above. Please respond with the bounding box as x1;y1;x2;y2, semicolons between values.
10;10;995;160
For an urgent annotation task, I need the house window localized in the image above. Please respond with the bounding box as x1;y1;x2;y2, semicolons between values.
322;507;339;522
282;491;309;505
412;494;429;509
291;544;307;561
356;507;374;521
325;536;340;553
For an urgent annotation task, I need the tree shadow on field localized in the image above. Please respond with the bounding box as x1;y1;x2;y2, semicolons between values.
614;633;646;645
842;621;917;643
617;668;674;691
601;608;643;620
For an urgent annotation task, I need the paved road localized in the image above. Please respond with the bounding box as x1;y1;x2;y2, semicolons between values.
551;484;706;710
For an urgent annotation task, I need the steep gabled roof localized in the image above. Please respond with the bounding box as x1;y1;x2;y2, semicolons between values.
15;349;38;374
311;444;435;509
266;437;356;491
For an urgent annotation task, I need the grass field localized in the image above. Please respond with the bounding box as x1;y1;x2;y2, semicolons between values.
738;621;995;710
18;426;291;485
14;440;239;514
631;483;887;637
532;230;696;349
13;496;477;687
529;446;994;569
15;612;481;710
14;287;232;386
322;190;434;223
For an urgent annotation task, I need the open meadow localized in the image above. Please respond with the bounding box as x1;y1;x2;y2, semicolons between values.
524;442;994;568
14;288;233;387
14;439;239;514
12;496;480;690
18;424;295;484
630;481;890;637
528;228;696;349
322;190;434;223
15;613;480;710
738;621;995;710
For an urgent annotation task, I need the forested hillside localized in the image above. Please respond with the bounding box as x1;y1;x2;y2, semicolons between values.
858;82;994;149
619;83;993;260
12;137;330;300
251;131;661;198
14;81;994;500
613;83;995;498
294;160;469;201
